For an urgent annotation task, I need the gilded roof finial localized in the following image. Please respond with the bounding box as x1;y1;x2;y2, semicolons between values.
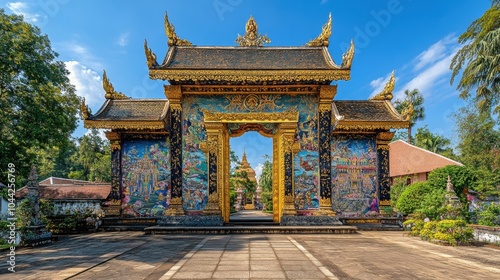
144;39;159;68
103;70;129;100
235;16;271;47
400;103;414;121
341;39;355;68
164;12;192;47
306;13;332;47
80;97;91;120
370;71;395;101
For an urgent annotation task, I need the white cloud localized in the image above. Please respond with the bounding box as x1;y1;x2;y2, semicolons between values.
6;2;45;23
413;35;456;71
65;61;103;109
254;163;263;180
117;33;129;47
56;41;104;70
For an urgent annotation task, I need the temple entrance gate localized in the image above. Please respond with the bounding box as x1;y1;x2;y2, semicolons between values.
202;111;299;223
82;13;410;226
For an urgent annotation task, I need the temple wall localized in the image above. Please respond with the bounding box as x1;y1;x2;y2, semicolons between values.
182;94;319;211
331;134;378;217
121;138;171;217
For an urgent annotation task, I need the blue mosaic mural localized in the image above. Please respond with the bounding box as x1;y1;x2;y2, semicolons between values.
121;139;171;217
182;94;319;210
331;135;378;217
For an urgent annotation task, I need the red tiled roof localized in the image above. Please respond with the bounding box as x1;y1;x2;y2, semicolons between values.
389;140;463;177
16;184;111;200
39;177;93;185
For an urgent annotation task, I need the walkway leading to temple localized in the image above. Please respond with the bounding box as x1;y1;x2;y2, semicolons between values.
5;231;500;279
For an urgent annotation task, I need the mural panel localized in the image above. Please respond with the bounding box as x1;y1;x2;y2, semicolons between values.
331;135;378;217
182;94;319;211
121;139;171;217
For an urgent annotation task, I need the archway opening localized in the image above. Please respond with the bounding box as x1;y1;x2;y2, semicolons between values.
228;130;273;222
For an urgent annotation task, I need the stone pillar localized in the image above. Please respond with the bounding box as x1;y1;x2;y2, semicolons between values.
317;85;337;216
376;131;394;215
201;123;223;216
105;131;122;216
164;85;184;215
279;123;298;216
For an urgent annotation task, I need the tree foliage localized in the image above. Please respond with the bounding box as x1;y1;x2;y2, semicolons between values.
450;1;500;115
414;126;456;159
258;154;272;193
68;129;110;182
454;106;500;195
426;165;477;201
394;89;425;143
0;10;79;185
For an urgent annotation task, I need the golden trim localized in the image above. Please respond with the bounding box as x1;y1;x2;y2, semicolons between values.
80;98;91;120
306;13;332;47
144;39;158;68
84;120;167;130
341;39;355;69
203;111;299;123
235;16;271;47
103;70;129;100
319;85;337;100
150;69;351;82
181;85;320;95
335;121;408;131
370;71;395;101
164;12;192;46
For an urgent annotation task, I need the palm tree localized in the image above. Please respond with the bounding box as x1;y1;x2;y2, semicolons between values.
450;1;500;116
394;89;425;144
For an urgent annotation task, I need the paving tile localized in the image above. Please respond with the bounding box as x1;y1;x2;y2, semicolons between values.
212;270;250;279
217;264;249;270
170;271;213;279
285;270;327;279
178;264;218;272
249;270;287;278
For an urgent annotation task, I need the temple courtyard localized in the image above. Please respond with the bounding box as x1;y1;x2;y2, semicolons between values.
2;231;499;279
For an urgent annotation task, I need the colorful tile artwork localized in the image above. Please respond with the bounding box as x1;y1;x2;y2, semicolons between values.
331;135;378;217
121;139;171;217
182;94;319;210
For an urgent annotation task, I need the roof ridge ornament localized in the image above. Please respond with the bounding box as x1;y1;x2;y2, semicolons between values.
144;39;159;68
306;13;332;47
103;70;130;100
235;16;271;47
341;39;355;69
164;12;192;47
370;71;395;101
80;98;91;120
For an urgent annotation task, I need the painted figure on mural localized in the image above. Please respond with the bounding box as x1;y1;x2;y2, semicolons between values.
331;135;378;217
121;139;171;217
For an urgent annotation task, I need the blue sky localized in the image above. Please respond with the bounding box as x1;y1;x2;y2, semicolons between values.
2;0;491;177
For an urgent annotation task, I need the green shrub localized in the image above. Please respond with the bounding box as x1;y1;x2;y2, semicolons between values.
419;221;437;241
427;165;476;200
477;203;500;226
416;189;446;220
434;220;474;246
390;179;409;210
403;218;424;236
261;191;273;211
396;182;431;215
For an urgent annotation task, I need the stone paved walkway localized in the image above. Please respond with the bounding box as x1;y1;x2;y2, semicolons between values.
2;231;500;279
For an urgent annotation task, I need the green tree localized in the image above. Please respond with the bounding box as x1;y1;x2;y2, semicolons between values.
0;10;79;185
414;126;456;159
394;89;425;143
258;154;273;193
450;1;500;115
69;129;111;182
30;139;77;180
454;106;500;195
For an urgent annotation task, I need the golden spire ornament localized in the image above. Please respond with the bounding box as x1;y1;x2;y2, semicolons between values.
306;13;332;47
164;12;192;47
80;98;91;119
235;16;271;47
370;71;395;101
103;70;129;100
144;39;159;68
341;39;355;68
